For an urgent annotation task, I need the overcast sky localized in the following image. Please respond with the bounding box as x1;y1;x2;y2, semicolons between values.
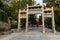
35;0;43;4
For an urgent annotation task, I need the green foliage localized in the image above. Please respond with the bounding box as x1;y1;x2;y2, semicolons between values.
0;0;4;9
57;0;60;1
27;0;34;5
21;19;26;28
45;0;60;10
45;18;52;28
45;18;52;23
29;14;36;24
39;16;42;24
0;9;8;22
8;0;35;28
45;0;54;7
9;0;35;20
0;0;36;29
0;0;9;23
56;26;60;32
45;0;60;27
55;11;60;25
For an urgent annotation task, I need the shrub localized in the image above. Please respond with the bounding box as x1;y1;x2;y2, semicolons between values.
11;20;17;29
56;26;60;32
21;19;26;29
0;9;8;22
0;22;10;32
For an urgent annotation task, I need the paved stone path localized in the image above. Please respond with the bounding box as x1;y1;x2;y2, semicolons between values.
9;32;49;40
1;32;60;40
1;27;60;40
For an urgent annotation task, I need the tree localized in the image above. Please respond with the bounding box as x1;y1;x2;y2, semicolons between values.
6;0;36;28
55;10;60;26
45;0;60;10
0;0;4;9
0;9;8;22
29;14;36;25
45;0;55;7
9;0;35;20
39;16;42;24
0;0;8;22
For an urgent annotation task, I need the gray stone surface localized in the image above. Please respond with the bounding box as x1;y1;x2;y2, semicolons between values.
1;32;60;40
9;32;49;40
1;27;60;40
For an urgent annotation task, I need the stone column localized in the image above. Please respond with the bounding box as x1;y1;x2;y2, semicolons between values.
17;9;21;32
8;18;11;29
25;4;28;32
52;7;56;33
42;4;45;33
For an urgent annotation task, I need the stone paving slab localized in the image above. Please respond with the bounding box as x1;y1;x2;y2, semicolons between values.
9;32;49;40
1;32;60;40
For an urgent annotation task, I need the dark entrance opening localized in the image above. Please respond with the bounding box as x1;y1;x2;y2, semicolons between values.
45;18;52;33
21;19;26;31
28;14;42;32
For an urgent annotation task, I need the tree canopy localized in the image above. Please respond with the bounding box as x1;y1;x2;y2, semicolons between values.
45;0;60;10
0;0;8;22
44;0;60;26
8;0;35;20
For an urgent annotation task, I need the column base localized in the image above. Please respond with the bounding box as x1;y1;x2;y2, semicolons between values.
25;29;28;32
17;29;21;32
43;30;45;33
53;30;56;34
